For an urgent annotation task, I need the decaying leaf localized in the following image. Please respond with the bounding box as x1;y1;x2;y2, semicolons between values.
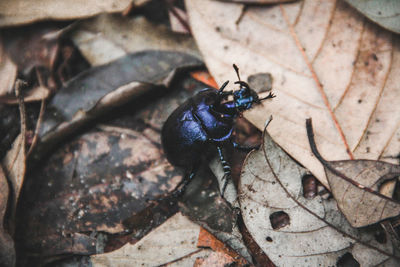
2;25;61;78
215;0;297;3
33;51;202;162
70;14;201;66
239;124;399;266
17;124;181;260
186;0;400;188
0;37;17;97
306;119;400;228
167;5;191;34
196;227;249;266
345;0;400;34
2;82;27;227
0;0;133;27
90;213;201;266
0;165;15;267
0;86;50;104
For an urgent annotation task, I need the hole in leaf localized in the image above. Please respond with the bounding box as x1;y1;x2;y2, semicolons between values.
302;174;317;199
270;211;290;230
337;253;359;267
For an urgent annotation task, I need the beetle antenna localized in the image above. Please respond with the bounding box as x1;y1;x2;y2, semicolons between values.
233;64;241;82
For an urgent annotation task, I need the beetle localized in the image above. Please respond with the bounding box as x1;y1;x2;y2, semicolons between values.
161;64;275;198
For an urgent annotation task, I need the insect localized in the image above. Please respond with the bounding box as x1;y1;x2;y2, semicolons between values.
161;64;275;198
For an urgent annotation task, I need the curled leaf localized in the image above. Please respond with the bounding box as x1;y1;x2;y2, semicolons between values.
306;118;400;228
239;124;399;266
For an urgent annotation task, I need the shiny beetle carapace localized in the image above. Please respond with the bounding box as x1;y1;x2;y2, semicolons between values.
161;64;275;197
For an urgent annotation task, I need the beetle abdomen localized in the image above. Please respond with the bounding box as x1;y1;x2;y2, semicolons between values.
161;103;208;169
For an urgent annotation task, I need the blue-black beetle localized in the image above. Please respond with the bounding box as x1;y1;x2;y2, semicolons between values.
161;65;275;197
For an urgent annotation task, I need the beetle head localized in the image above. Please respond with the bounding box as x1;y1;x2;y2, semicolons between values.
232;64;275;112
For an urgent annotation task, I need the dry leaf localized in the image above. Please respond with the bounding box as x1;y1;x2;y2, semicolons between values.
186;0;400;188
71;14;201;66
239;125;399;266
215;0;297;3
307;119;400;228
90;213;201;266
3;134;26;212
0;37;17;96
168;6;191;34
17;124;181;260
0;165;15;267
0;86;50;104
2;83;27;226
197;227;248;266
0;0;133;27
33;51;202;162
345;0;400;34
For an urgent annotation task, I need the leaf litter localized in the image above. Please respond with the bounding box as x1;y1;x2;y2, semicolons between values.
306;118;400;228
70;14;201;66
186;0;400;188
239;121;400;266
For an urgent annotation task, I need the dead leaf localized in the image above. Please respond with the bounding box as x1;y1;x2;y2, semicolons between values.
3;134;26;214
345;0;400;34
167;5;191;34
17;125;181;260
0;86;50;104
0;37;17;97
90;213;201;266
32;51;202;162
2;25;61;78
70;14;201;66
215;0;296;3
306;118;400;228
0;165;15;267
186;0;400;188
197;227;248;266
0;0;133;27
239;124;399;266
2;82;27;230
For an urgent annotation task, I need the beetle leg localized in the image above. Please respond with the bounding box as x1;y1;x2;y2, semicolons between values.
216;146;231;197
170;166;199;198
158;167;198;200
232;141;260;152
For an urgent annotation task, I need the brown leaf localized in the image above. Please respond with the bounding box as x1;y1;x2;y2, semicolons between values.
90;213;201;266
0;86;50;104
239;123;399;266
0;165;15;267
215;0;297;3
306;118;400;228
2;82;27;228
32;51;202;163
186;0;400;188
197;227;248;266
0;0;133;27
3;25;61;77
3;134;26;213
167;6;191;34
17;125;181;259
71;14;200;66
0;37;17;97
